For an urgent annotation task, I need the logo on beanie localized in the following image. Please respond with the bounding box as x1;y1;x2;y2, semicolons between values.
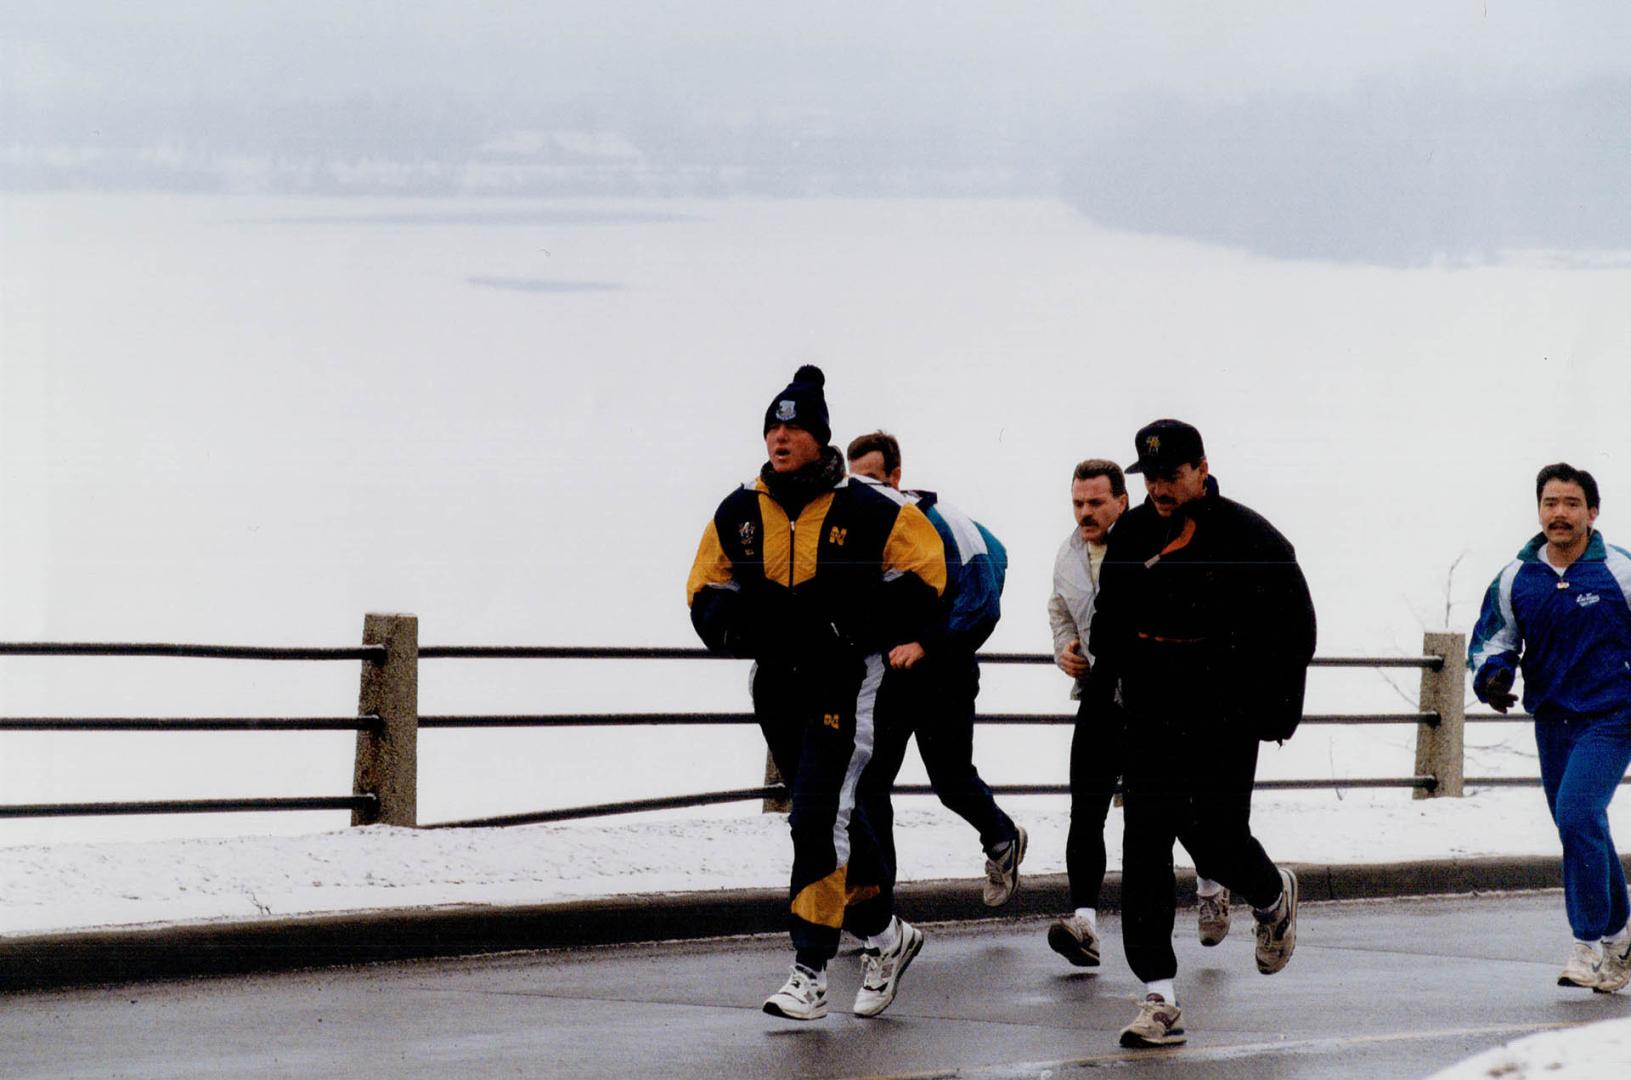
775;400;797;422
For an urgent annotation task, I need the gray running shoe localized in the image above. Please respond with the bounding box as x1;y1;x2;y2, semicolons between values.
1253;867;1298;975
1046;913;1101;967
1118;994;1186;1048
1596;938;1631;994
982;825;1027;907
1198;887;1231;947
1558;941;1603;989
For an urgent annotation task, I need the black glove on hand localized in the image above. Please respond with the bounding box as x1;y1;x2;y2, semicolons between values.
1481;666;1517;714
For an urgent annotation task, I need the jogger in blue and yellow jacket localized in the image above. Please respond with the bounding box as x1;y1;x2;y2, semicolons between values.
687;366;946;1020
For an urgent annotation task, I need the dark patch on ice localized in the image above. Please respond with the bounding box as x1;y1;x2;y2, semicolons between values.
466;276;622;293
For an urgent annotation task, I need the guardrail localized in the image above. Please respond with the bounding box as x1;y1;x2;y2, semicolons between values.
1;620;1565;829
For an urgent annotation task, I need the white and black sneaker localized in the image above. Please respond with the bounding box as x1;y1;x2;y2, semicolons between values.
1597;937;1631;994
1253;867;1298;975
853;917;924;1018
763;963;828;1020
982;826;1027;907
1558;942;1603;990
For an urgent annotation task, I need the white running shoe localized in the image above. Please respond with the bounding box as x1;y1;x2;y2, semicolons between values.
982;826;1028;907
1558;941;1603;989
1597;938;1631;994
1253;867;1298;975
1118;993;1186;1048
763;963;828;1020
1046;913;1101;967
1198;888;1231;947
853;917;924;1018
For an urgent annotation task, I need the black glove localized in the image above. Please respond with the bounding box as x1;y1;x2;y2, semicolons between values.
1481;666;1517;714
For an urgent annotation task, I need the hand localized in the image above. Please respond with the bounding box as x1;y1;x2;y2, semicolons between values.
1484;668;1517;714
888;642;926;669
1057;639;1090;679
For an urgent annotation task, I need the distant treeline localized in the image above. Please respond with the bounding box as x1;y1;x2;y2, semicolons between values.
7;79;1627;266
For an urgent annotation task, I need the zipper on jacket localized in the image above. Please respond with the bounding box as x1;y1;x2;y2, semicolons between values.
788;518;797;588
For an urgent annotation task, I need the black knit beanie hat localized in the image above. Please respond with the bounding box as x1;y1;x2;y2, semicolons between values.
762;365;831;446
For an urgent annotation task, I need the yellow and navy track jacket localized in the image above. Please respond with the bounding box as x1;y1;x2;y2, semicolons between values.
687;474;948;663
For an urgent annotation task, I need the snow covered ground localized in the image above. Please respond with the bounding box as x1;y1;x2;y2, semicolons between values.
1;785;1620;937
1429;1016;1631;1079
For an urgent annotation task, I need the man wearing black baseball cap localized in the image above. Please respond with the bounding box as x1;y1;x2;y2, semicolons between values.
1086;418;1316;1048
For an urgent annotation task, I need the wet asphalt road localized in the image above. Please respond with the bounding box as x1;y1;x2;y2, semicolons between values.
1;891;1627;1079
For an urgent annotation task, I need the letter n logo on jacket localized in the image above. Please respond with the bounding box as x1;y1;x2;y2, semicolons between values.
828;526;848;547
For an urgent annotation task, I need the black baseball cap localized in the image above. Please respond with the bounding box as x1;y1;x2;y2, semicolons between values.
1126;419;1205;475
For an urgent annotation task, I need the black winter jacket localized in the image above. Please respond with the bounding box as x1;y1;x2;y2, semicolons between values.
1086;475;1316;740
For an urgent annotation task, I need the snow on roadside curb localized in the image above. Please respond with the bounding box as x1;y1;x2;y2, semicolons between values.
0;788;1620;936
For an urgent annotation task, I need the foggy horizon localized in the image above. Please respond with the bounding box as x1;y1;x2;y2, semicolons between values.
6;4;1631;263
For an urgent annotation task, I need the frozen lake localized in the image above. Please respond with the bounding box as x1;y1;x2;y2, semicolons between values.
3;193;1628;844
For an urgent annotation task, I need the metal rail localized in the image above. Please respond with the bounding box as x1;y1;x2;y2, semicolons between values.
417;710;1474;729
0;636;1477;827
0;795;376;819
7;710;1526;732
0;642;385;661
414;645;1441;669
0;716;377;732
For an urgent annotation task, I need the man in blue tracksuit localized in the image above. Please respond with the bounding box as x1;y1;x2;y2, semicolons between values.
846;431;1027;910
1469;462;1631;994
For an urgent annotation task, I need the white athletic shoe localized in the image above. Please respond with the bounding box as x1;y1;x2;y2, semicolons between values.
982;826;1028;907
853;917;924;1018
1198;887;1231;947
1118;993;1186;1048
1558;941;1603;989
1253;867;1298;975
763;963;828;1020
1046;913;1101;967
1597;938;1631;994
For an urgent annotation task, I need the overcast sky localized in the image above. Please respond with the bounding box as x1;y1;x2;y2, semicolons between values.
6;3;1629;112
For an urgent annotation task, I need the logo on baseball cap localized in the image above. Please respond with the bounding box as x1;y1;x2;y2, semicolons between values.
1126;419;1205;475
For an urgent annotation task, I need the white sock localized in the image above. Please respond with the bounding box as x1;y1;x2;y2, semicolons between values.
1254;891;1286;918
1196;878;1223;898
1605;926;1631;950
1074;907;1098;932
1144;979;1177;1005
866;918;900;954
1577;937;1603;953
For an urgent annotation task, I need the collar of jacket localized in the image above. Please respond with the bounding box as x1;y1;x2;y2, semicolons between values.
1518;529;1606;564
758;445;846;517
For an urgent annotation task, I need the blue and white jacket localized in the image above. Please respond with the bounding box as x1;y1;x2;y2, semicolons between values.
1467;530;1631;718
853;478;1007;654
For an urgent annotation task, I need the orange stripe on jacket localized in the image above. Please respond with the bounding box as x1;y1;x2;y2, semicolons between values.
883;503;947;596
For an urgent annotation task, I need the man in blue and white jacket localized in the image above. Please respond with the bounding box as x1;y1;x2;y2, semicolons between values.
847;431;1026;910
1469;462;1631;993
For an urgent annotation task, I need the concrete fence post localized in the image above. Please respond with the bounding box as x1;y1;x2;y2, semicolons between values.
353;613;419;826
1413;631;1466;799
